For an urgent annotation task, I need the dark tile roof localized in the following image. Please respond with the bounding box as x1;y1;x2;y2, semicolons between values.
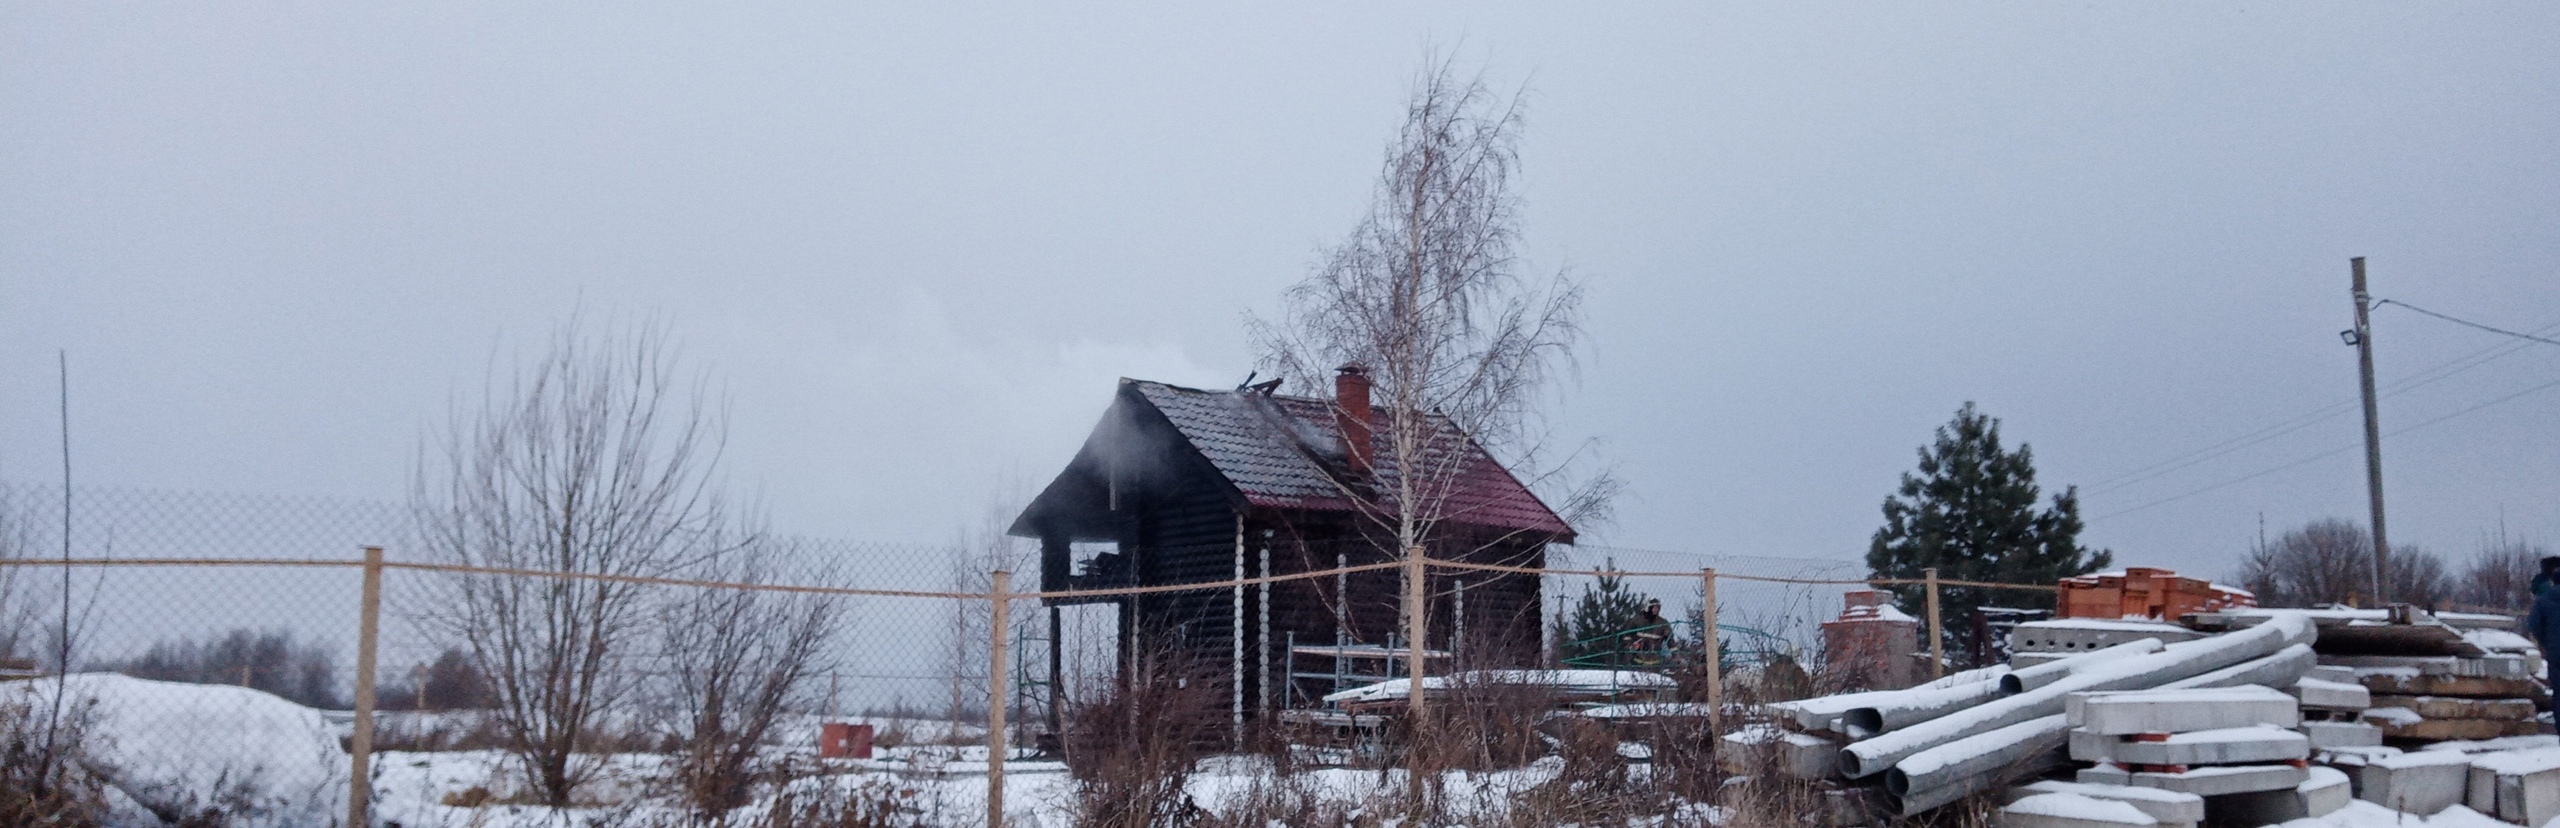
1129;380;1574;540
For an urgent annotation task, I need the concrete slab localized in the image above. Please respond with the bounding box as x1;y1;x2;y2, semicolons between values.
2382;719;2545;743
2342;750;2472;815
2301;721;2386;750
1719;726;1840;779
2302;767;2352;817
2002;792;2167;828
2070;726;2310;766
2467;748;2560;827
2359;674;2541;699
2069;687;2301;736
2082;765;2135;786
2370;696;2537;721
2332;656;2531;679
2294;677;2373;711
2012;780;2208;824
2124;764;2308;797
2307;666;2359;684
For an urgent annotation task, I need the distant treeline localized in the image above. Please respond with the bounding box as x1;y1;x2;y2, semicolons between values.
109;629;490;711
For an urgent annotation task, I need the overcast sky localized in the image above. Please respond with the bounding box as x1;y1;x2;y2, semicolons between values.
4;3;2556;581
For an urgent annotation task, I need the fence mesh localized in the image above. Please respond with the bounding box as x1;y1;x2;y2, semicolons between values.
0;481;2066;827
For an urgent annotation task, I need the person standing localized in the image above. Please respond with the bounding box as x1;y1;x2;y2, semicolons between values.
2526;578;2560;704
2532;557;2560;598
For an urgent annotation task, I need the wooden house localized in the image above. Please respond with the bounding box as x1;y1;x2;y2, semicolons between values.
1008;365;1576;719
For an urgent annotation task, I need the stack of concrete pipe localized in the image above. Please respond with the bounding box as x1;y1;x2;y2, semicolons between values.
1759;612;2319;818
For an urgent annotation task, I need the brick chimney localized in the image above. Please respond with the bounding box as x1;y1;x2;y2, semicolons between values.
1334;363;1373;477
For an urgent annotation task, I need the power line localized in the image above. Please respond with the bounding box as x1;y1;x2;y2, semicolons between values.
2083;320;2560;495
2377;299;2560;348
2088;376;2560;523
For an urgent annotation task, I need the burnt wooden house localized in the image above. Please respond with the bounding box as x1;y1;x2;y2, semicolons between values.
1008;365;1575;718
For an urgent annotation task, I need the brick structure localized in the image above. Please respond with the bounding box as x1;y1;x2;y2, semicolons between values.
1821;590;1922;691
2057;567;2256;621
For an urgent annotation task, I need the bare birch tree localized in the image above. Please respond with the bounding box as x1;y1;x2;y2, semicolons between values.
1248;58;1614;634
414;318;732;807
660;534;843;822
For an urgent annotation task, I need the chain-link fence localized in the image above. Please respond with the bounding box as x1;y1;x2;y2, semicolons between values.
0;482;2064;827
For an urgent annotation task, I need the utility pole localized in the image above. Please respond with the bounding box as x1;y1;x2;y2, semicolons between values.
2349;256;2390;604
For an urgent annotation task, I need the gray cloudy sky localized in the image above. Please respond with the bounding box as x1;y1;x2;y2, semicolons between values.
4;3;2556;581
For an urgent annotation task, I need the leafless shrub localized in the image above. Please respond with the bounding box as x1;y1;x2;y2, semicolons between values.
0;690;107;827
414;316;738;806
2462;534;2547;612
1413;674;1554;773
1064;652;1221;828
661;537;845;823
2237;518;2451;607
2390;546;2454;608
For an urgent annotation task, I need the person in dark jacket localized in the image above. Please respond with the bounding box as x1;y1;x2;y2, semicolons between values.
2532;557;2560;598
2525;583;2560;694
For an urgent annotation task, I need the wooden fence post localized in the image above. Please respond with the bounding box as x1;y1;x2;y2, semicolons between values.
1701;567;1721;731
987;570;1011;828
1404;548;1428;808
1924;567;1943;679
347;546;383;828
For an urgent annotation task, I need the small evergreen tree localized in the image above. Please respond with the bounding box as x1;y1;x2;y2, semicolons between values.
1868;403;2110;663
1559;567;1657;666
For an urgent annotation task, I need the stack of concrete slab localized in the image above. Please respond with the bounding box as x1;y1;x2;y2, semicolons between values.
2059;686;2349;825
2292;665;2385;750
2334;656;2542;742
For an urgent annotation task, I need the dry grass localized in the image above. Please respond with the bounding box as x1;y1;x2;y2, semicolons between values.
1061;654;1223;828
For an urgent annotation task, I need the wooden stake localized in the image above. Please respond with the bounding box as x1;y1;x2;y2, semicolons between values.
1925;567;1944;679
987;570;1011;828
347;546;383;828
1701;568;1721;731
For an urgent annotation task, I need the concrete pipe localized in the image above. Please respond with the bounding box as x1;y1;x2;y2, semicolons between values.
1998;638;2166;693
1836;612;2314;779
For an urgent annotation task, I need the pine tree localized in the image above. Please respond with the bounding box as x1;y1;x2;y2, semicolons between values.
1559;566;1658;666
1868;403;2110;663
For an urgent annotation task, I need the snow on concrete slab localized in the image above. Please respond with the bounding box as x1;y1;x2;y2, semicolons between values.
2295;678;2374;711
2421;736;2560;755
2371;696;2538;721
2069;686;2301;735
2003;792;2164;828
2364;706;2425;727
2012;780;2206;823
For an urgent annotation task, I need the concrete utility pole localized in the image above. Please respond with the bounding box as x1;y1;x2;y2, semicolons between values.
2349;257;2391;604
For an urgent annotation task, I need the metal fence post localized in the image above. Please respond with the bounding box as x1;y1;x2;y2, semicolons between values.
1924;567;1943;679
347;546;383;828
1701;567;1721;731
987;569;1011;828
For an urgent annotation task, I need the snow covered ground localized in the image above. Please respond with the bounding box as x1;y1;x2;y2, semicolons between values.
6;673;348;827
